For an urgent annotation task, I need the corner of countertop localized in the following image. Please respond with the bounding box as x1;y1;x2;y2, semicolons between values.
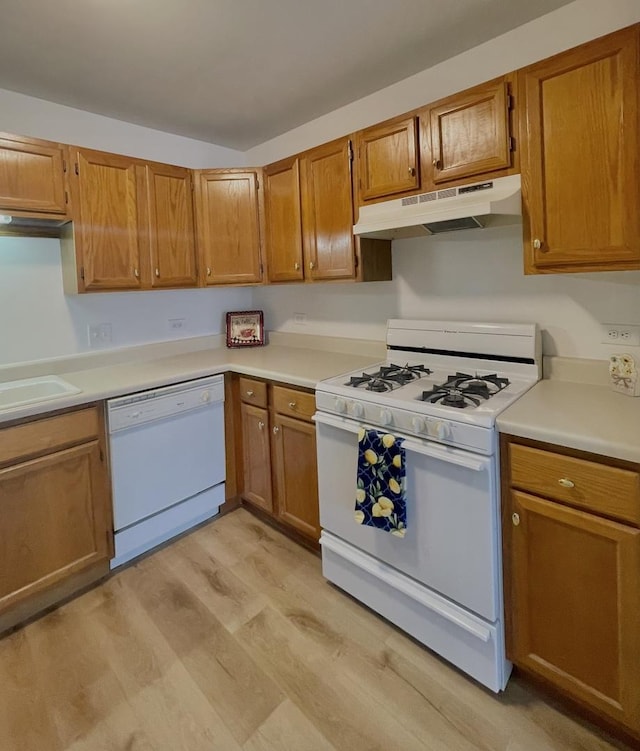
542;355;609;386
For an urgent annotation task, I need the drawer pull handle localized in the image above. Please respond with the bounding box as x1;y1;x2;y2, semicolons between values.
273;425;280;435
288;401;297;409
246;390;254;397
512;513;520;526
258;420;265;430
558;477;575;488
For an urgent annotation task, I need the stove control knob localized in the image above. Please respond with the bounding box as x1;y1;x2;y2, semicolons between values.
411;416;425;433
380;409;393;426
352;402;364;418
433;421;450;440
334;398;347;414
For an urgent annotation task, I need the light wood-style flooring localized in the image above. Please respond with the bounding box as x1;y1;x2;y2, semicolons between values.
0;508;630;751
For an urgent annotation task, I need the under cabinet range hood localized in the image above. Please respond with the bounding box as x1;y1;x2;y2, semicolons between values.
353;174;522;239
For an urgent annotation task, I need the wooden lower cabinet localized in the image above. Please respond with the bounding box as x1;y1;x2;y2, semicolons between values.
0;406;113;633
238;376;320;546
502;435;640;739
240;402;273;512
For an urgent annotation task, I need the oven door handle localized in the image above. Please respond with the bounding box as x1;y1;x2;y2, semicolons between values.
313;412;487;472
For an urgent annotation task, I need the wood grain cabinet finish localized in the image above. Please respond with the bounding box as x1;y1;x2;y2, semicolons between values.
301;137;356;281
195;169;263;285
263;157;304;282
519;25;640;274
67;148;144;291
144;163;197;288
502;436;640;737
0;133;68;216
238;379;320;545
424;77;514;186
272;412;320;541
355;115;419;203
0;407;113;632
240;401;273;513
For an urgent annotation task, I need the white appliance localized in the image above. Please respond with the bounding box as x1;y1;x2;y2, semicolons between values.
315;319;540;692
353;174;521;238
107;375;225;568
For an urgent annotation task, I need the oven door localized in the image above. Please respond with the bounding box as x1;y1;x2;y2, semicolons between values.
315;411;499;622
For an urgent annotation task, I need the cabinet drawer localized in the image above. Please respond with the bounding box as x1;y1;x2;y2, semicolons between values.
272;385;315;421
509;444;640;525
239;377;268;407
0;407;100;467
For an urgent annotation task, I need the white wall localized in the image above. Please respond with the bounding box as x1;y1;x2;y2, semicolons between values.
0;237;252;365
0;88;244;168
251;0;640;362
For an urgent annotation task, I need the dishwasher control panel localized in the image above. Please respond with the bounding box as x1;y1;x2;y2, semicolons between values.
107;375;224;433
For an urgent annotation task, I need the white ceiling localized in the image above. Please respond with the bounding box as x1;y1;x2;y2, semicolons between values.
0;0;574;150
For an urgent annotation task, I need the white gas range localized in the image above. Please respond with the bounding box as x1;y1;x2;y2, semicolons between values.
315;319;540;692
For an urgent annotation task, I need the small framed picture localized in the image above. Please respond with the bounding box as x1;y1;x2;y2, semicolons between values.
226;310;265;348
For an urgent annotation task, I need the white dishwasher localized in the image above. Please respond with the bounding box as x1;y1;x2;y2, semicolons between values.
107;374;225;568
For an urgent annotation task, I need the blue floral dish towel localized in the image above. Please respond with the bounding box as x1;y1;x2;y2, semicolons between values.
354;427;407;538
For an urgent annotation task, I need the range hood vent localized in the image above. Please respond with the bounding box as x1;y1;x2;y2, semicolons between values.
353;174;522;239
0;213;70;238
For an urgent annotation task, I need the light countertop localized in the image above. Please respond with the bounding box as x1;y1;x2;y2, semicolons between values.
0;335;382;425
497;370;640;464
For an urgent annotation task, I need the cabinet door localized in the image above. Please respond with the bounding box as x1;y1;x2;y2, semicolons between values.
356;116;419;202
272;413;320;541
507;490;640;728
427;78;512;185
72;149;143;290
520;26;640;273
195;170;262;285
240;403;273;512
264;158;304;282
0;134;67;216
144;163;197;288
0;441;112;613
301;137;355;281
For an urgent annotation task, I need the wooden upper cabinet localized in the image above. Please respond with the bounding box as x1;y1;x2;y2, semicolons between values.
144;163;197;288
520;25;640;273
264;157;304;282
356;115;419;203
69;148;143;291
0;133;67;216
301;137;355;281
424;77;514;186
194;169;263;286
508;490;640;730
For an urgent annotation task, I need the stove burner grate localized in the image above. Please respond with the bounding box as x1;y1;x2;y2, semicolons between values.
420;372;510;409
345;362;433;391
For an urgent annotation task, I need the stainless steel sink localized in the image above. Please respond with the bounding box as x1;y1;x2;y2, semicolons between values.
0;376;82;410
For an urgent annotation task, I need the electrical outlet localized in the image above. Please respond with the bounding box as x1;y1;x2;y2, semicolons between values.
294;313;307;326
601;323;640;346
87;322;112;347
168;318;187;331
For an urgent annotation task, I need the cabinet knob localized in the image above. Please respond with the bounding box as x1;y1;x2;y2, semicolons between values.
273;425;280;435
309;261;315;270
133;268;140;278
408;166;416;176
288;401;297;409
558;477;575;488
246;390;254;397
512;512;520;526
432;159;441;169
258;420;265;430
206;267;212;276
155;268;160;278
294;262;300;271
533;238;543;251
